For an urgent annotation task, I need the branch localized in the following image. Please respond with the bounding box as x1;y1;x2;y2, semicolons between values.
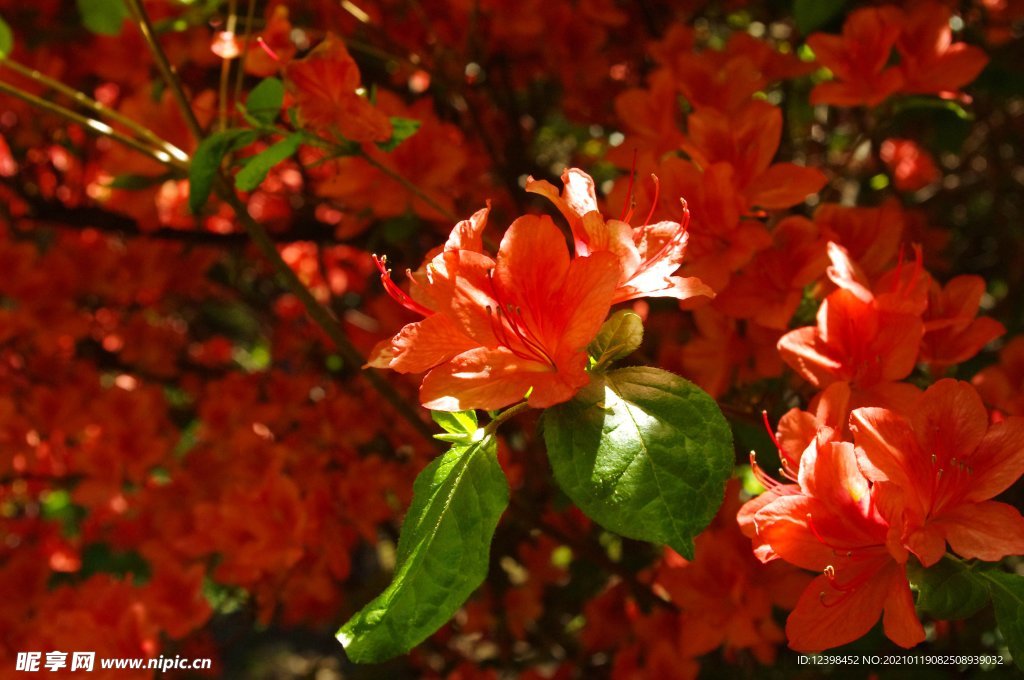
125;0;204;142
0;79;187;170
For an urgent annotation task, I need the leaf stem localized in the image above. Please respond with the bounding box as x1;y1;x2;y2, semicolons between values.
483;401;531;436
125;0;204;141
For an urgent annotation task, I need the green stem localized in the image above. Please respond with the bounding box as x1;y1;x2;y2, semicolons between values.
231;0;258;121
483;401;531;436
125;0;204;142
0;79;186;170
1;59;188;163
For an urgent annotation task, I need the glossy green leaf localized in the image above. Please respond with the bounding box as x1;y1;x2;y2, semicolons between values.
234;133;302;192
77;0;129;36
588;310;643;372
542;366;733;558
980;570;1024;670
376;116;421;152
338;436;508;662
0;15;13;58
188;129;257;214
912;558;988;620
793;0;846;35
245;77;285;126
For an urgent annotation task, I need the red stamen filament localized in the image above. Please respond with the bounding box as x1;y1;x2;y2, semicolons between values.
819;565;877;608
762;410;798;481
749;451;781;491
257;36;281;62
630;198;689;279
373;255;432;317
642;174;660;227
486;272;556;367
806;513;883;558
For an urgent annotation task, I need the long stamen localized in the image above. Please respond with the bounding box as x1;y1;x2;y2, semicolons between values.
749;451;781;490
487;306;537;362
505;305;555;366
620;149;638;222
629;197;689;279
642;174;660;227
485;272;556;367
762;410;798;480
373;255;432;317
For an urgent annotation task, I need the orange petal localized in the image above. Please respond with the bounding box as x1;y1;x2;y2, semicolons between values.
935;501;1024;562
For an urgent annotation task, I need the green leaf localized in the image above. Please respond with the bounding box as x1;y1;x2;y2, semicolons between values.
188;129;257;214
793;0;846;35
376;116;421;152
0;15;13;59
77;0;129;36
911;557;989;620
245;77;285;126
338;437;508;662
980;570;1024;670
892;95;974;122
588;310;643;371
431;410;480;442
542;366;733;558
234;133;302;192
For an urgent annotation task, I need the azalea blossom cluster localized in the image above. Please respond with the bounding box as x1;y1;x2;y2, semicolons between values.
735;240;1024;651
367;169;710;411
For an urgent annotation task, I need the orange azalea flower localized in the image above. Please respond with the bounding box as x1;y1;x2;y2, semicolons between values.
896;2;989;97
808;7;905;107
614;155;769;293
850;379;1024;567
660;32;815;114
284;34;392;143
526;168;713;304
740;433;924;651
920;275;1005;371
973;337;1024;416
678;101;827;212
778;242;927;410
714;216;829;329
368;206;620;411
814;201;905;281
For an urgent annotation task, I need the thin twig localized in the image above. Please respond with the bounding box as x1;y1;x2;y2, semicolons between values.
231;0;258;121
0;79;187;170
217;0;239;132
0;59;188;163
125;0;204;141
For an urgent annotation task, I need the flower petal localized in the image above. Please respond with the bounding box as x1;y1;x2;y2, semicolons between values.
965;416;1024;502
882;566;926;648
386;314;479;374
911;379;988;472
419;346;586;412
935;501;1024;562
